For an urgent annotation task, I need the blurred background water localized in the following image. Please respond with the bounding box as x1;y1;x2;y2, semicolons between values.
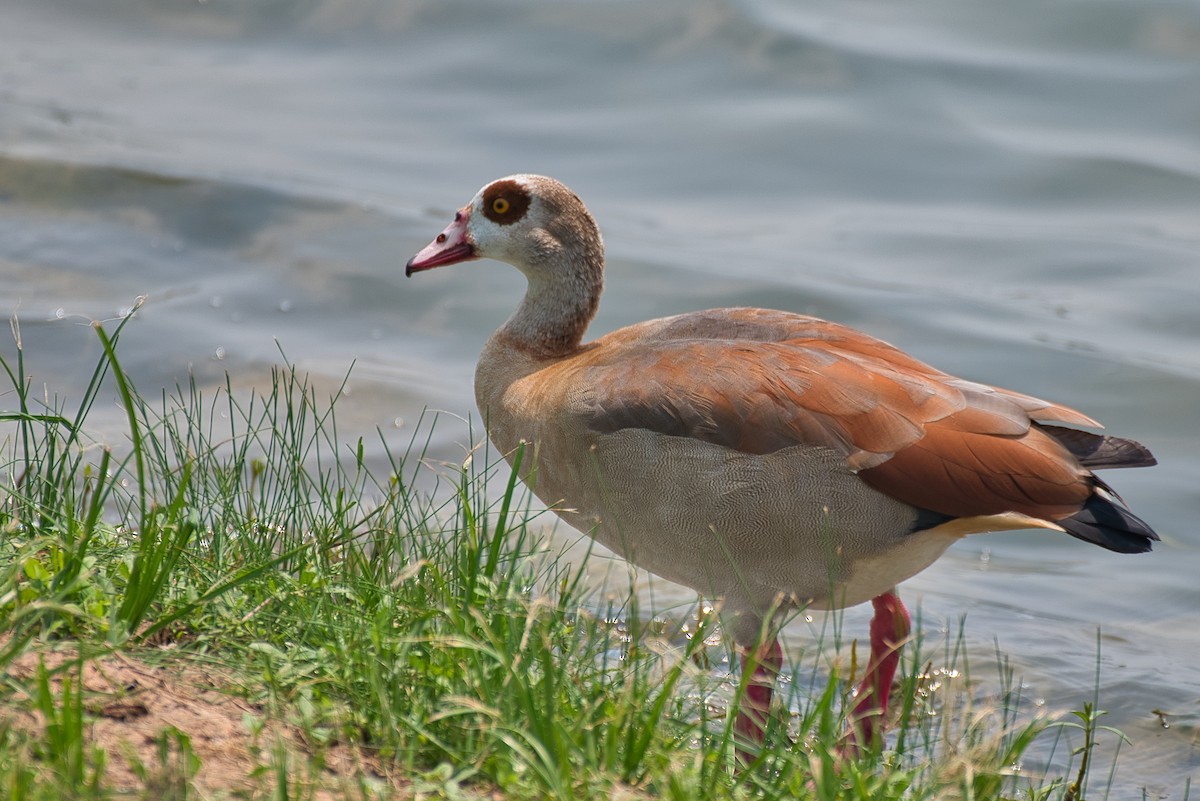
3;0;1198;792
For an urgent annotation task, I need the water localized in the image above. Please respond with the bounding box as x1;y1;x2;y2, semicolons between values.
4;0;1198;792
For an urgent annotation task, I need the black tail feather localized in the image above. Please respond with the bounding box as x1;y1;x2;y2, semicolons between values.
1040;425;1157;470
1058;490;1159;554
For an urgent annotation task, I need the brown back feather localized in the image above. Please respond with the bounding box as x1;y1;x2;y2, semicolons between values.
578;308;1107;523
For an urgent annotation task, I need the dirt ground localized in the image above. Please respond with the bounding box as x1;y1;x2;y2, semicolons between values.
4;645;399;799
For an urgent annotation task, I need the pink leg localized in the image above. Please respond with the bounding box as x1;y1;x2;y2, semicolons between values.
734;636;783;765
845;590;910;752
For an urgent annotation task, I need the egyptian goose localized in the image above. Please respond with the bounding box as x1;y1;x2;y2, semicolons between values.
405;174;1158;759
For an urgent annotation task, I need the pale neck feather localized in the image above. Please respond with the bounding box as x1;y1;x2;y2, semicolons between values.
497;218;604;359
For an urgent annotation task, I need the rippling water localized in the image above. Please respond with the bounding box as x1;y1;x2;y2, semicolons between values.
4;0;1199;792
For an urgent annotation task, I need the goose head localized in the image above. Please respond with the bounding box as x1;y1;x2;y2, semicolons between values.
406;174;605;355
406;174;603;279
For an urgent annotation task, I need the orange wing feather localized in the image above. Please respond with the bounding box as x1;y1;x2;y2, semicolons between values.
577;308;1096;523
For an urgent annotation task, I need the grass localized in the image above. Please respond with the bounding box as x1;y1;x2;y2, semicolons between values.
0;310;1154;800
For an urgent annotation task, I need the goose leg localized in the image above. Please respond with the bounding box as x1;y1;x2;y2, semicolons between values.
734;636;783;764
845;590;910;751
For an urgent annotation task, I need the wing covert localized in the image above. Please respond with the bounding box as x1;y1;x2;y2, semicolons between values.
572;308;1098;522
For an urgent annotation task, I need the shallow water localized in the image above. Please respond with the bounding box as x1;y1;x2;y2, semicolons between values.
3;0;1199;792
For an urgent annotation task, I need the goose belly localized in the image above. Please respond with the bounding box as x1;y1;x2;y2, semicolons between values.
514;427;960;614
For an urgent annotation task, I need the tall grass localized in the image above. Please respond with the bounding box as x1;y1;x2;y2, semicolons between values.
0;312;1146;799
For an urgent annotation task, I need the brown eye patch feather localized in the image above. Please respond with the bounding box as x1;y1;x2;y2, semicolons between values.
481;179;532;225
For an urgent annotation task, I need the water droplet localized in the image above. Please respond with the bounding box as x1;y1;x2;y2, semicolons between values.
213;347;226;360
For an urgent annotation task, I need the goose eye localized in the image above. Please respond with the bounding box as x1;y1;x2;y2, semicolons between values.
481;180;530;225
